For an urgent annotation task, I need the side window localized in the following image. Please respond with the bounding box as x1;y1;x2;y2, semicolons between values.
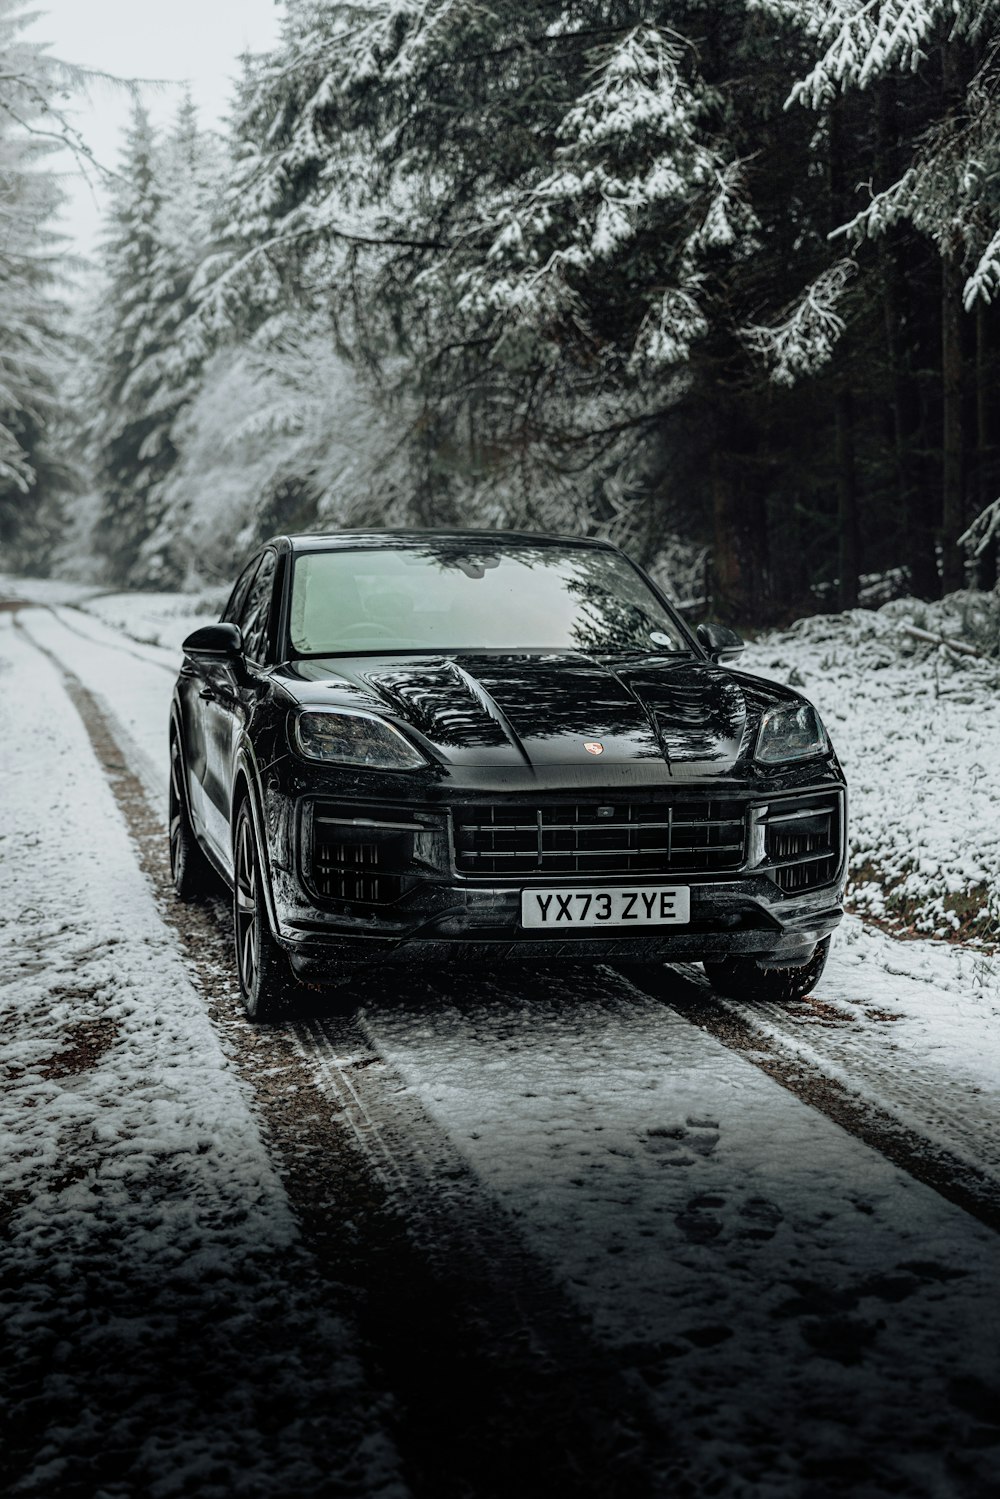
238;551;277;664
222;558;261;625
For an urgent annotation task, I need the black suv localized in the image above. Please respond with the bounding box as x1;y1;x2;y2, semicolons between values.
169;531;847;1017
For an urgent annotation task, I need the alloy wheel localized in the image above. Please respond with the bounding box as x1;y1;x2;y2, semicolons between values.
168;739;184;881
235;812;260;999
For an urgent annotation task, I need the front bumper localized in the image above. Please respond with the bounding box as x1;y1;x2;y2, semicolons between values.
280;880;843;980
261;780;847;981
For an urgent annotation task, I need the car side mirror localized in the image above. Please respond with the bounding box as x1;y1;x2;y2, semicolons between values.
697;622;745;663
182;622;244;661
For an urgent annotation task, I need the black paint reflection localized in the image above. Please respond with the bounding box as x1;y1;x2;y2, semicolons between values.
289;650;748;772
617;663;747;769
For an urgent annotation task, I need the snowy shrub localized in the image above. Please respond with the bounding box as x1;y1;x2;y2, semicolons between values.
746;588;1000;941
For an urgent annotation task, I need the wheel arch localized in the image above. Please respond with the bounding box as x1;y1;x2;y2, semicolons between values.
231;747;281;940
169;702;196;823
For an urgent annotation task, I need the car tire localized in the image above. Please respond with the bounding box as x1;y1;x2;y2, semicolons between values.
703;937;831;1003
233;798;297;1021
169;735;214;902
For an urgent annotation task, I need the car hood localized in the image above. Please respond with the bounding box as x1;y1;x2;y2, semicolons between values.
280;651;785;776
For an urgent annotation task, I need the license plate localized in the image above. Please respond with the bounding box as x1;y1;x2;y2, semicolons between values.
521;886;691;929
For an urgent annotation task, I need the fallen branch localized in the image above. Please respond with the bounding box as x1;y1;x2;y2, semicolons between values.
899;624;988;659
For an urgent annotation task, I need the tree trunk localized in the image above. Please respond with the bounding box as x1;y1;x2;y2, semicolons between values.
975;302;998;588
827;98;863;608
941;247;966;593
829;99;860;610
711;466;742;622
882;241;938;597
940;44;968;595
835;388;860;608
877;83;939;597
709;404;769;625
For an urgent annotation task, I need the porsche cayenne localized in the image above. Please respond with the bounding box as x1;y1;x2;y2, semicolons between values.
169;531;847;1018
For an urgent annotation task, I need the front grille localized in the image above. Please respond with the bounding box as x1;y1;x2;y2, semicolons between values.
309;803;417;905
762;794;842;893
453;800;746;878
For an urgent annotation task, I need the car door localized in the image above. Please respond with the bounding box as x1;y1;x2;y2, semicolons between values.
198;549;278;866
180;555;261;852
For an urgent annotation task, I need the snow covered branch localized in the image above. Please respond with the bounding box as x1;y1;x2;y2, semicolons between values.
786;1;997;110
959;497;1000;558
741;259;858;386
964;225;1000;309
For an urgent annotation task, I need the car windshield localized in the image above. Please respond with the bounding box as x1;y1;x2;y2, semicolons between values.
288;544;690;656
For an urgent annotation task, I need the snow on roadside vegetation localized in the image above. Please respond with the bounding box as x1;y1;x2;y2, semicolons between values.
743;590;1000;943
0;617;403;1498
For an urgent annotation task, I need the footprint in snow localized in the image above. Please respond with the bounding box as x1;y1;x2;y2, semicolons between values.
737;1196;783;1241
643;1120;720;1164
675;1194;725;1243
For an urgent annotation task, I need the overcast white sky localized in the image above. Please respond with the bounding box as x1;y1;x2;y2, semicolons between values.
28;1;283;259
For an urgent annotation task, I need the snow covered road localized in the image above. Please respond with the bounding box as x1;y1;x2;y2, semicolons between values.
3;593;1000;1498
0;607;404;1499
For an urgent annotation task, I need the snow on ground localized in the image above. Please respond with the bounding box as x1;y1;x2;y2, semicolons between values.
742;593;1000;941
3;580;1000;1492
18;606;182;821
0;574;225;651
78;587;226;654
0;575;103;607
360;967;1000;1498
0;614;404;1498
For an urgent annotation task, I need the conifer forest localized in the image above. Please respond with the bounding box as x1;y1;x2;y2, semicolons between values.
5;0;1000;625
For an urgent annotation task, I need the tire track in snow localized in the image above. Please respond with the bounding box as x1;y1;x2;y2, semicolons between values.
617;963;1000;1234
720;986;1000;1189
40;600;180;673
0;610;408;1499
11;603;663;1499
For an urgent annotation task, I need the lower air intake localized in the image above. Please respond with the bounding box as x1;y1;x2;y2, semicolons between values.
309;804;413;905
763;794;842;893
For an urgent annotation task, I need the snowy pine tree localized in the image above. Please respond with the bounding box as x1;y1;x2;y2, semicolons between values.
87;99;224;584
87;104;167;578
130;96;227;581
453;23;756;374
210;2;789;587
779;0;1000;305
88;0;1000;615
0;0;72;566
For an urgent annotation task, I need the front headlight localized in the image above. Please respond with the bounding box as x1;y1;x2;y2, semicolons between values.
755;701;829;765
293;709;428;770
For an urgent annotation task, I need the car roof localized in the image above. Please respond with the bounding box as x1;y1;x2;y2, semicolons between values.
268;529;617;555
